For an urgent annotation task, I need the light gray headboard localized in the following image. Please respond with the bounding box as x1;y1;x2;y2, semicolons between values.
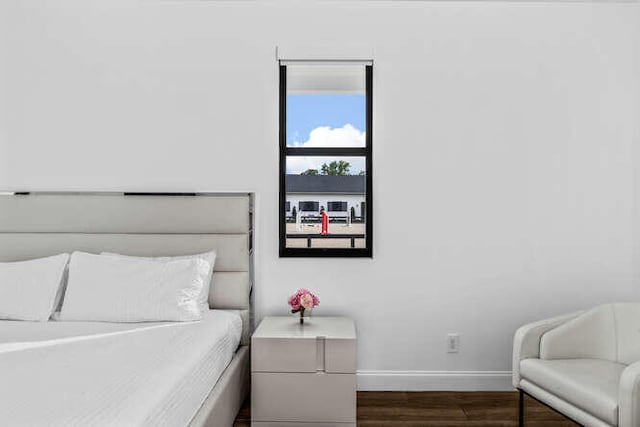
0;192;253;343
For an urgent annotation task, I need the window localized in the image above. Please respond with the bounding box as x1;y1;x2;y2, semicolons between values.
279;62;373;257
299;201;319;212
327;201;348;212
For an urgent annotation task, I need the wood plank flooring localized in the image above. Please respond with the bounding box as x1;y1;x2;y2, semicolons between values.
234;391;578;426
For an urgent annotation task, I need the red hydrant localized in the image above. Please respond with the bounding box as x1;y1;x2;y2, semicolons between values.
321;209;329;235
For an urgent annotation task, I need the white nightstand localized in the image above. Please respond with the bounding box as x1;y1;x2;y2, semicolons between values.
251;316;357;426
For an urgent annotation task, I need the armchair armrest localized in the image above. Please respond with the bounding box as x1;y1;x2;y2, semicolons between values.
619;360;640;427
512;310;584;388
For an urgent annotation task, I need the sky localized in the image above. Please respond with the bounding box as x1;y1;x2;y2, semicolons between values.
286;94;366;175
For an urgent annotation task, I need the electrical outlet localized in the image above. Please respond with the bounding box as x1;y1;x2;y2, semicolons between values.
447;333;460;353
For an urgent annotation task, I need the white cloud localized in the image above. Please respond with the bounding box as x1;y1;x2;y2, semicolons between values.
292;124;365;148
287;124;366;174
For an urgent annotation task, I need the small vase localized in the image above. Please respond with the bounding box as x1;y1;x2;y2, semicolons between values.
299;308;305;324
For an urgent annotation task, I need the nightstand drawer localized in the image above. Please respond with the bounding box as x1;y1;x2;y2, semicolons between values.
326;338;356;373
252;337;356;373
252;372;356;423
252;337;317;372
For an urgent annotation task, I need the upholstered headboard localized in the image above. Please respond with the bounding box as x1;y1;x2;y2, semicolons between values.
0;192;253;343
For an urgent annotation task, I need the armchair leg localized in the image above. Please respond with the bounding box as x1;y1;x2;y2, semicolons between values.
518;388;524;427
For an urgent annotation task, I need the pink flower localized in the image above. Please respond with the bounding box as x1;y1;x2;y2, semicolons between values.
300;294;314;310
288;288;319;313
288;294;301;311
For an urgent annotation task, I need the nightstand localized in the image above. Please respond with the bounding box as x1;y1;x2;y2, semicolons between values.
251;316;357;426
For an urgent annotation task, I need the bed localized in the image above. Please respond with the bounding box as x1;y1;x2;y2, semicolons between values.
0;192;253;427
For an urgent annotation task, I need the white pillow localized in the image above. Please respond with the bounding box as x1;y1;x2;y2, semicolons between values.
58;252;207;322
0;254;70;321
100;251;216;312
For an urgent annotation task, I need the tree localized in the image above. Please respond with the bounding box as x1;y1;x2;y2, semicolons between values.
320;160;351;176
301;169;319;176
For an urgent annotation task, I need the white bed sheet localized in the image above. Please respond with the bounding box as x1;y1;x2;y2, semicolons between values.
0;310;242;426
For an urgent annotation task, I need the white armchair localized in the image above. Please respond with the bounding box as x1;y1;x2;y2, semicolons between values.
513;303;640;427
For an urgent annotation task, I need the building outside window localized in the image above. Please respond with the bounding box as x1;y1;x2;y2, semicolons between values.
279;61;372;257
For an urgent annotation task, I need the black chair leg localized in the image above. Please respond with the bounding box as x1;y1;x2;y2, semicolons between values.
518;389;524;427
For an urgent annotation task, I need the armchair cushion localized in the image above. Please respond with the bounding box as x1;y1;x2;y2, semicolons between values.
540;305;617;361
612;304;640;365
540;303;640;365
512;310;584;387
520;358;626;425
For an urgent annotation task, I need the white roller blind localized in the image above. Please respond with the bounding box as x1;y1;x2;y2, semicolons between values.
285;63;367;95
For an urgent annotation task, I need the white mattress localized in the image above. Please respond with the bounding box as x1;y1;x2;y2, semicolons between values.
0;310;242;426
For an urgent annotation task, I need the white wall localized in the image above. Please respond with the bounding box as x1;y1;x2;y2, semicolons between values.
635;4;640;314
1;0;638;390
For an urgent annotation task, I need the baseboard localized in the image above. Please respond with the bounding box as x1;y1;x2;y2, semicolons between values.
357;370;513;391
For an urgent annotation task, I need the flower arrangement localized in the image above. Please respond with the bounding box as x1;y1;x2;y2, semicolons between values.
288;288;319;324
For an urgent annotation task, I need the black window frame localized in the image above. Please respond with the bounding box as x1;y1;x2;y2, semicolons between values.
279;63;373;257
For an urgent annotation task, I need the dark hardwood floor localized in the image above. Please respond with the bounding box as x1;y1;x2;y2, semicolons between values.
234;391;578;426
